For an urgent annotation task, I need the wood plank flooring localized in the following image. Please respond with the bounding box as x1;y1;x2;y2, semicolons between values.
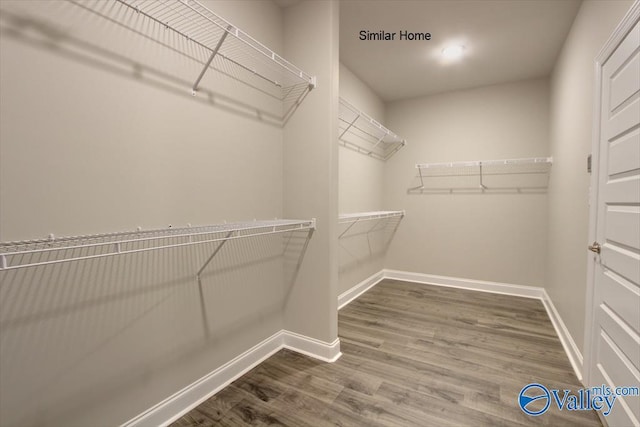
171;279;601;426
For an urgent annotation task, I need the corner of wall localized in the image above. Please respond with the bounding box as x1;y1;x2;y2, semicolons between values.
282;0;340;343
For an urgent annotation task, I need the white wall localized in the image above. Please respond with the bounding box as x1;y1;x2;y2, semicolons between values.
384;78;550;287
547;0;633;354
0;0;285;240
0;0;305;425
339;63;385;213
282;1;339;344
338;63;391;295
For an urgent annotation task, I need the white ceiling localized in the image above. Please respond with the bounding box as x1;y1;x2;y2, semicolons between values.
340;0;582;102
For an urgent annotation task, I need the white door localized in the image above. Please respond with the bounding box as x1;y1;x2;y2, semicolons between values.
586;7;640;427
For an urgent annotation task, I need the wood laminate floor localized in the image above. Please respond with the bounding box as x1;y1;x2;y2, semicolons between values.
171;279;601;426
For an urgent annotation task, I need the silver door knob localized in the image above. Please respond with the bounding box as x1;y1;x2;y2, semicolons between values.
588;242;601;254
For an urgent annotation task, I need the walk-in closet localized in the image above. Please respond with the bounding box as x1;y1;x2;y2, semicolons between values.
1;0;638;426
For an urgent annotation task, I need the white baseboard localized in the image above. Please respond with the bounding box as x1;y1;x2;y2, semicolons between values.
283;330;342;362
338;270;385;310
541;290;584;381
339;268;583;381
126;269;584;427
121;330;340;427
383;269;545;299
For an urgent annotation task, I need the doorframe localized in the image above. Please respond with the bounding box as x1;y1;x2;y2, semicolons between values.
583;0;640;388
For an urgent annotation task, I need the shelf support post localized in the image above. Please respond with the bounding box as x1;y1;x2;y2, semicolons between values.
196;230;234;282
192;25;232;95
479;162;487;190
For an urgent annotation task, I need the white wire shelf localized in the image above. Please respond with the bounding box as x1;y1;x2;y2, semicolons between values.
115;0;316;97
416;157;553;171
338;211;404;238
339;210;405;224
339;98;406;161
0;219;315;271
413;157;553;191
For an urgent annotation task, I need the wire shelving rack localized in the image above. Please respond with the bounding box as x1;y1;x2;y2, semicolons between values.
339;211;405;224
413;157;553;191
115;0;316;98
338;211;404;238
0;219;315;271
339;98;406;161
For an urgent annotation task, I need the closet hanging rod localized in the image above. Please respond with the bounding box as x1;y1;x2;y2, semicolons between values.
115;0;316;93
0;219;315;271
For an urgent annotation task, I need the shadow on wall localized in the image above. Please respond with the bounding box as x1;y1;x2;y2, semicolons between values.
338;217;402;275
0;229;312;426
0;0;309;127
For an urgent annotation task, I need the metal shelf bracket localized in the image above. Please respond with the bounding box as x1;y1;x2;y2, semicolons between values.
192;25;232;96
